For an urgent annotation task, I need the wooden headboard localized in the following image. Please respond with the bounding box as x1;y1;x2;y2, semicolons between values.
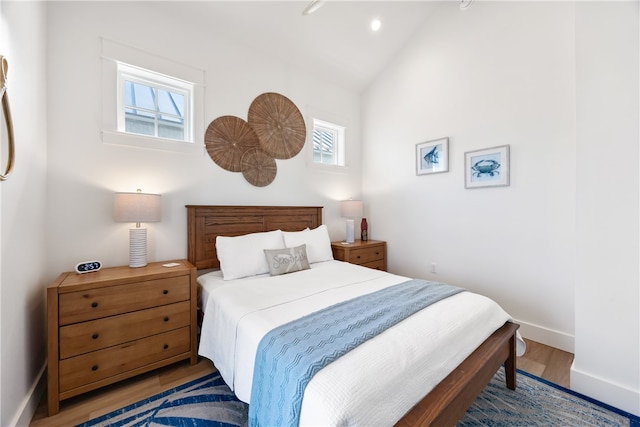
186;205;323;270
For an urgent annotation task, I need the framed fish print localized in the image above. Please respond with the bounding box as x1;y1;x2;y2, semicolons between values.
464;145;510;189
416;137;449;175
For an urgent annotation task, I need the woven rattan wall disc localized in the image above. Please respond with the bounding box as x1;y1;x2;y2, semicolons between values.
247;92;306;160
241;147;277;187
205;115;260;172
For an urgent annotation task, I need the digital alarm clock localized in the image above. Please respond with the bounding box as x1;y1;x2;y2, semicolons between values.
75;260;102;274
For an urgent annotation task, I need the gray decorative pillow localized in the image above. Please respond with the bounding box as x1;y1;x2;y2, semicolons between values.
264;244;311;276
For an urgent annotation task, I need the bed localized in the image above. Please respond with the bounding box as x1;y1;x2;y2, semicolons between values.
187;205;523;426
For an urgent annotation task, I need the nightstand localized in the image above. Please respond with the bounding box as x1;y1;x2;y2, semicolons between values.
46;260;197;416
331;240;387;271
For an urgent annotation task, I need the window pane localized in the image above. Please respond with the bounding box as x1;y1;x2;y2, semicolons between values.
158;118;184;140
313;128;336;165
158;89;184;116
125;80;155;110
118;63;193;143
125;109;155;136
124;81;134;106
124;82;186;140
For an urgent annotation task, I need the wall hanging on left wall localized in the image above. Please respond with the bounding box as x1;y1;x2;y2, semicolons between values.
0;55;15;181
204;92;305;187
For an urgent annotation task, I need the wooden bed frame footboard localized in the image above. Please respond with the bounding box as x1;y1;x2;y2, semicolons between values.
396;321;519;426
186;205;519;426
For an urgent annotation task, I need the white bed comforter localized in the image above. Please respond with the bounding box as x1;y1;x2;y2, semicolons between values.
198;261;523;426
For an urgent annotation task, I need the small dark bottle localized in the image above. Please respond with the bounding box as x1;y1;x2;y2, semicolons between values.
361;218;368;241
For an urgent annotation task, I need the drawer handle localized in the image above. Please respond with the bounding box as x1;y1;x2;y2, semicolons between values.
163;290;169;295
92;333;99;340
91;302;98;308
163;344;169;350
164;316;170;322
356;255;361;259
91;365;98;371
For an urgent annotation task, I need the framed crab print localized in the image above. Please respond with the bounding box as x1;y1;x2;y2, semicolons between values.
416;137;449;175
464;145;510;189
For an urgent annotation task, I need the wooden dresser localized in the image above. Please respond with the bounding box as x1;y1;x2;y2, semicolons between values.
331;240;387;271
46;260;197;416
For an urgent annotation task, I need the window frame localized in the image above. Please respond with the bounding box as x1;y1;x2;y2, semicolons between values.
310;118;346;168
117;63;193;143
101;38;204;154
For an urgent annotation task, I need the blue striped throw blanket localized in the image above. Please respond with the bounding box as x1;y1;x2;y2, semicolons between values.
248;279;464;427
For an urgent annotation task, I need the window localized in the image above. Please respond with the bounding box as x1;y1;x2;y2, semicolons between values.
312;119;345;166
117;63;193;143
102;39;204;153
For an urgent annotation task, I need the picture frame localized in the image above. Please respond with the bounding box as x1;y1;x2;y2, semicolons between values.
416;137;449;175
464;145;510;189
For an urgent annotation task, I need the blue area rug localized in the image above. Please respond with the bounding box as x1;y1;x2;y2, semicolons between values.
77;372;248;427
459;369;640;426
78;368;640;427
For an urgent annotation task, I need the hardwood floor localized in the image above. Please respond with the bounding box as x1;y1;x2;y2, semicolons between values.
517;338;574;388
29;338;573;426
29;359;217;427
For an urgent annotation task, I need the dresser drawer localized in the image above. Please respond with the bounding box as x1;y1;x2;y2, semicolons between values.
346;245;385;265
361;259;386;271
331;240;387;272
59;301;190;359
58;326;191;393
59;276;190;325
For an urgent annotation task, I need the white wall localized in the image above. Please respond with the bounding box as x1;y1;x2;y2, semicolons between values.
362;0;639;415
45;1;363;274
573;1;639;415
363;1;575;349
0;1;49;425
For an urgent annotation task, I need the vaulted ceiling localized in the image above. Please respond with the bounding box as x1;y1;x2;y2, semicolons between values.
155;1;442;92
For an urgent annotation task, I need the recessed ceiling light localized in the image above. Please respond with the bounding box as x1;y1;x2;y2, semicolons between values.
371;19;381;32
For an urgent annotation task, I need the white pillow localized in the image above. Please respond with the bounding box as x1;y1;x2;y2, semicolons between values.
282;224;333;264
216;230;285;280
282;228;309;241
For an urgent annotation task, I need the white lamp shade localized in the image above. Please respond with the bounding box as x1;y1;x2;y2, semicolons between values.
114;191;161;268
114;192;161;224
340;200;363;218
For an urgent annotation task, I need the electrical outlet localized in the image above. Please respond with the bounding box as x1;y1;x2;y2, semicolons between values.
431;263;437;274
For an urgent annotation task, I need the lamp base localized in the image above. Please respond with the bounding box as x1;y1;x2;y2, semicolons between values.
345;219;355;244
129;228;148;268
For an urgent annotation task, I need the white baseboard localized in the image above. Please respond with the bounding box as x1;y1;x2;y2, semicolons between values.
571;364;640;417
9;362;46;427
512;317;574;353
514;320;640;417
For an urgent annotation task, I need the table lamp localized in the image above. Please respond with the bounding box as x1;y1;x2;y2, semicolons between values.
114;189;161;268
340;199;363;244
